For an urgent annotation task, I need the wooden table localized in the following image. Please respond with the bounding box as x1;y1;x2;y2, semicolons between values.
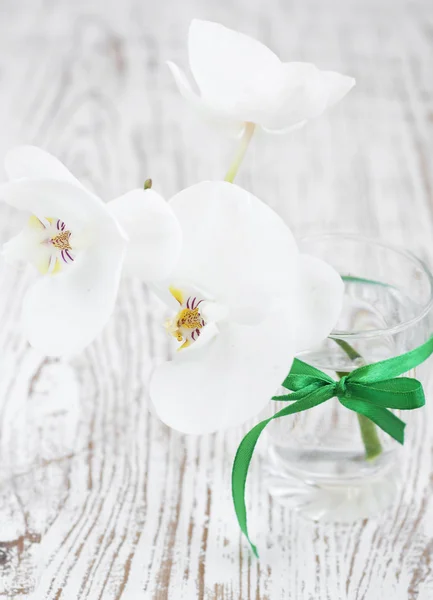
0;0;432;597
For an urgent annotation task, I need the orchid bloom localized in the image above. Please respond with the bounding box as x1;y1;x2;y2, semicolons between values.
168;19;355;137
150;181;344;434
1;146;181;356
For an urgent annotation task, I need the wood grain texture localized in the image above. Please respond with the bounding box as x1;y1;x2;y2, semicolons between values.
0;0;432;598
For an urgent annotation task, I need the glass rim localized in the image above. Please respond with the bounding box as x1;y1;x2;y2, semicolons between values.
298;232;433;340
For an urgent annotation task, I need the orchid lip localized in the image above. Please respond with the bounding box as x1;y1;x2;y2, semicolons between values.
47;218;75;266
30;215;77;273
166;287;209;350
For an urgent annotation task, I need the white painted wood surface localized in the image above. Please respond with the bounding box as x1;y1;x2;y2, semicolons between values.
0;0;432;597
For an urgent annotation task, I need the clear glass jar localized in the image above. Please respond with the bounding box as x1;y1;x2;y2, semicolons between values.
264;234;433;522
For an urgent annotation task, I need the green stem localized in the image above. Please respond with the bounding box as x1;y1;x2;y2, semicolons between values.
333;338;383;461
224;122;256;183
355;413;383;461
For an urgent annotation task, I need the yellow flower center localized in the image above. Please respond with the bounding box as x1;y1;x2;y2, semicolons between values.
177;307;203;330
166;286;206;349
51;230;72;251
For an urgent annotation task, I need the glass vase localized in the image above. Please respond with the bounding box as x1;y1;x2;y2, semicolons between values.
264;234;433;521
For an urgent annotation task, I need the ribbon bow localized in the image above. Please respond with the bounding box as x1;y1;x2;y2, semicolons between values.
232;336;433;557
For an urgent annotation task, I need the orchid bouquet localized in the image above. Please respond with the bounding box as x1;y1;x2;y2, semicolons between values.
1;20;431;557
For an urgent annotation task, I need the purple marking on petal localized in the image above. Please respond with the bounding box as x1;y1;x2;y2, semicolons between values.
196;328;200;337
201;320;205;326
191;297;197;309
60;249;74;264
191;331;196;341
186;297;190;309
57;219;61;230
196;300;203;307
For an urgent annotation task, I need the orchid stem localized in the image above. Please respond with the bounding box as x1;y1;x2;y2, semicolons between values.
332;338;383;461
224;122;256;183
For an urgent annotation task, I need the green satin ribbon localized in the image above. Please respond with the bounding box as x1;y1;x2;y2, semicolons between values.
232;335;433;558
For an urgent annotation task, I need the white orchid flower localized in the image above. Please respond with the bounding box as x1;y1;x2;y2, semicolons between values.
168;19;355;139
150;181;344;434
1;146;181;356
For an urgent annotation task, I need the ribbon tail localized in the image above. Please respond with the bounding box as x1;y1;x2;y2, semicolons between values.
350;336;433;382
232;386;333;557
232;419;269;558
340;398;406;444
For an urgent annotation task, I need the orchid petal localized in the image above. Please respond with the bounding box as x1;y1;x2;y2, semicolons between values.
2;228;51;274
167;61;246;138
260;63;355;132
260;120;308;135
188;19;283;111
22;236;126;356
5;146;83;187
107;188;182;281
168;181;298;315
320;70;356;109
292;254;344;352
166;61;203;111
0;179;123;234
151;312;294;434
